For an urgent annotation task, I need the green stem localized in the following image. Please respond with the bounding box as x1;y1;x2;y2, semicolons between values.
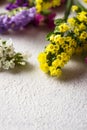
64;0;73;22
75;0;87;11
7;0;15;3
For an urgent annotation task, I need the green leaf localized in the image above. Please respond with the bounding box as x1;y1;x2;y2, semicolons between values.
2;41;6;45
64;0;73;21
7;0;15;3
54;18;65;26
41;9;51;15
46;32;53;41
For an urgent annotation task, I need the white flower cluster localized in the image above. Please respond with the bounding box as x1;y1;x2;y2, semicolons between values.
0;39;28;70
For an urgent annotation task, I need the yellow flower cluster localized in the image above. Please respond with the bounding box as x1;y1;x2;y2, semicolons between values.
35;0;61;13
83;0;87;3
38;5;87;77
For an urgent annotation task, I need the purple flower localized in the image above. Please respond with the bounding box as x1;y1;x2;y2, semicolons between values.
6;0;29;10
0;15;9;33
61;0;66;3
16;0;28;5
85;57;87;64
6;3;18;10
34;12;56;29
34;14;45;26
0;7;36;33
46;13;56;29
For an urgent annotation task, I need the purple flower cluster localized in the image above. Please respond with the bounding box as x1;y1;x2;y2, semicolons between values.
34;13;56;29
0;7;36;33
85;57;87;64
6;0;29;10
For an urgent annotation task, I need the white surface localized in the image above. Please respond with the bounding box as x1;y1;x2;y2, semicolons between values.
0;1;87;130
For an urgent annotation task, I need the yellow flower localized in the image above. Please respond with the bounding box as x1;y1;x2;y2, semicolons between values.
42;2;52;11
77;11;87;22
50;34;55;42
65;36;72;42
54;35;64;45
35;0;61;12
70;39;77;47
83;0;87;3
78;23;86;30
79;31;87;40
67;47;75;56
52;59;64;68
59;23;70;33
38;7;87;77
45;43;56;53
71;5;79;12
61;43;69;50
36;4;42;12
36;0;42;2
74;28;80;36
68;18;76;26
40;63;49;73
52;0;61;7
49;66;62;77
38;52;47;63
54;44;60;51
61;52;70;62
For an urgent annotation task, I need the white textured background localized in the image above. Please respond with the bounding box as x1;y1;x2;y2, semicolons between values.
0;0;87;130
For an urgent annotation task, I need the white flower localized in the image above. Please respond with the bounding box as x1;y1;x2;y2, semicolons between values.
20;61;26;65
2;59;15;70
3;61;10;70
1;57;6;63
5;44;15;57
0;47;3;57
0;61;2;68
0;38;29;70
9;60;15;69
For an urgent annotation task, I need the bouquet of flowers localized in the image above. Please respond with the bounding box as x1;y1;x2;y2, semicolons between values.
0;0;87;76
0;0;66;70
0;0;66;34
38;0;87;77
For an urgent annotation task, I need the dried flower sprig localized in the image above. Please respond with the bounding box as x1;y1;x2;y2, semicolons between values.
38;3;87;77
6;0;29;10
0;7;36;33
5;0;66;29
35;0;66;13
6;0;66;12
0;38;28;70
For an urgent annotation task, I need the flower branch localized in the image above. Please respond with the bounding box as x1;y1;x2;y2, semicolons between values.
0;38;29;70
38;1;87;77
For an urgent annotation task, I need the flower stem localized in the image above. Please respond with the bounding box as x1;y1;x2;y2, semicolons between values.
64;0;73;22
75;0;87;11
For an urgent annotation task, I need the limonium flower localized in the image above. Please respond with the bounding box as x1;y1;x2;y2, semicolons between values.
0;7;36;33
83;0;87;3
7;0;66;11
6;0;29;10
6;0;66;29
0;38;28;70
33;0;65;28
34;12;56;28
35;0;66;13
38;4;87;77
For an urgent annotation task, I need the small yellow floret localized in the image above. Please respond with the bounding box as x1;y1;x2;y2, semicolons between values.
71;5;79;12
59;23;70;33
